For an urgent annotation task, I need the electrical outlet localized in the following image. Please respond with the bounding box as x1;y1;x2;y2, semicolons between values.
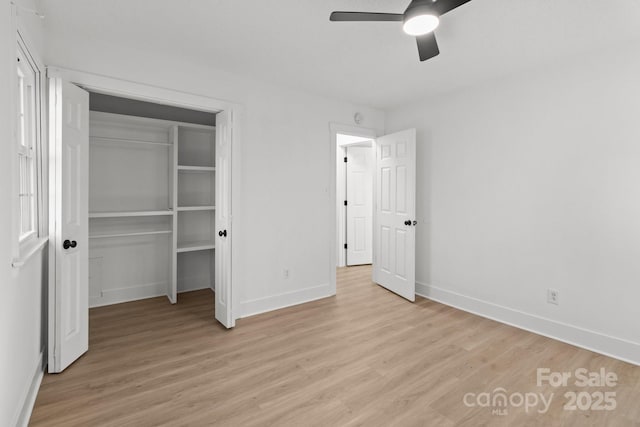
547;289;559;305
283;269;289;279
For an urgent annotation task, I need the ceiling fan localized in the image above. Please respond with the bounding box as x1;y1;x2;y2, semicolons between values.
330;0;472;62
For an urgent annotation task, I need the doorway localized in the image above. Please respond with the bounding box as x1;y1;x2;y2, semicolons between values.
336;133;374;267
329;124;418;302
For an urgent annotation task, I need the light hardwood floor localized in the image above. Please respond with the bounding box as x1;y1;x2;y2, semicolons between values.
31;266;639;426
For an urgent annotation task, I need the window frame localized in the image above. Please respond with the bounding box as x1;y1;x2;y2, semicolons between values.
14;32;45;262
17;46;37;244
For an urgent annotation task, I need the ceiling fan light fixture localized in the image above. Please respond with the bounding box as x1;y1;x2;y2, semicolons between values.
329;0;475;62
402;13;439;36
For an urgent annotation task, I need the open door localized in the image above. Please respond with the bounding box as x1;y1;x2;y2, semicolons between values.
346;146;373;266
215;110;234;328
373;129;416;302
49;78;90;372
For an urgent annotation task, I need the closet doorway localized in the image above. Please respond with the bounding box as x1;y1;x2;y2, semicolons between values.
48;69;237;373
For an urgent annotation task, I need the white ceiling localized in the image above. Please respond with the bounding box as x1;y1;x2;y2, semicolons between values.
40;0;640;110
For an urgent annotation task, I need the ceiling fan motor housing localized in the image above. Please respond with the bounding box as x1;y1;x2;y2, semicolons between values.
404;0;440;22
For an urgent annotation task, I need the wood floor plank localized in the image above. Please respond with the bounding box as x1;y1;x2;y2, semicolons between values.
31;266;640;426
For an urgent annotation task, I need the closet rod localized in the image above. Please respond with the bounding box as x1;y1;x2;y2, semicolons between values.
89;230;172;239
89;210;174;218
90;136;172;147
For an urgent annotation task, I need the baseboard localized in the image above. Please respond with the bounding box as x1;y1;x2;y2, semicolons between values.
14;351;45;427
177;275;211;293
240;283;333;318
90;281;168;307
178;284;215;294
416;282;640;366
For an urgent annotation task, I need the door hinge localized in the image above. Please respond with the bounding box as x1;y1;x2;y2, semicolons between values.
344;157;347;163
344;200;347;206
344;243;347;249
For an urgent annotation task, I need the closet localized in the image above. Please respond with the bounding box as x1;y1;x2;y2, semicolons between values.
48;76;234;373
87;101;217;307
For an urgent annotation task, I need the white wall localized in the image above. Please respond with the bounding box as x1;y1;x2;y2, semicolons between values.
386;41;640;364
0;1;47;425
43;33;385;318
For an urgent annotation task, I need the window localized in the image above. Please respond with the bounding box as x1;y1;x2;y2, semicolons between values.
16;45;39;246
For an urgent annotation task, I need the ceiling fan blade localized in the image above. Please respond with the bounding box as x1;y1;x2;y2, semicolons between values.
434;0;472;16
416;33;440;62
330;12;404;22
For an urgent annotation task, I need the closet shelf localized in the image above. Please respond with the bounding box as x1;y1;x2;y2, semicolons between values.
89;210;174;218
90;136;172;147
177;206;215;212
89;230;172;239
178;165;216;172
177;241;215;253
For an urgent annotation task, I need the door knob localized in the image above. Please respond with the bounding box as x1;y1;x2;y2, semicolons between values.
404;220;411;226
63;240;77;250
218;230;227;237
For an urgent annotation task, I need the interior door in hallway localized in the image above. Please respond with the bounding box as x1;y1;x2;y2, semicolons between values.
346;146;373;266
373;129;416;302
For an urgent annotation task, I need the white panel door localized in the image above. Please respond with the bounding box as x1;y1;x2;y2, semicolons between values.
215;110;234;328
373;129;416;301
49;78;89;372
346;146;373;266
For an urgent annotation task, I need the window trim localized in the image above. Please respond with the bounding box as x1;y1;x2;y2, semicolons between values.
13;30;47;268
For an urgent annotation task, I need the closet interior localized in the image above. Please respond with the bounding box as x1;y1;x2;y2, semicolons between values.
87;94;217;307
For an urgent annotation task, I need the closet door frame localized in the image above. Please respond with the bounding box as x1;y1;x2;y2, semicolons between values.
47;67;240;328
